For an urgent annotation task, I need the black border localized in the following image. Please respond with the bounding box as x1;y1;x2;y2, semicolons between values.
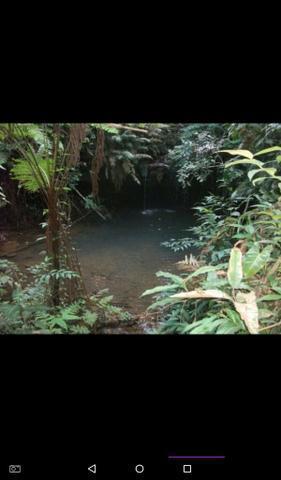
1;72;280;478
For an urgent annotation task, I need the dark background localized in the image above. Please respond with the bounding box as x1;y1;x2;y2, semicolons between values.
1;335;278;478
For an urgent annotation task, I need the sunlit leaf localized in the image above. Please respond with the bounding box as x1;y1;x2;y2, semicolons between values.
252;176;269;185
227;247;243;289
147;296;178;311
218;149;254;159
225;158;264;168
254;146;281;156
11;156;54;192
243;244;272;278
156;271;185;286
248;169;262;181
141;284;179;297
184;264;226;283
261;167;277;176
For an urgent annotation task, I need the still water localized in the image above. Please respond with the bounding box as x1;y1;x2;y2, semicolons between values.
12;208;193;315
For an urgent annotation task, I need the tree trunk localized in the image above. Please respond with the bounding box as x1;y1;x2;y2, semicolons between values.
91;129;105;199
47;189;60;306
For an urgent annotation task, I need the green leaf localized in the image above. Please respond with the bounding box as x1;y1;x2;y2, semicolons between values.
0;150;9;164
243;245;272;279
141;284;179;297
50;318;68;329
184;264;226;282
252;176;270;185
11;156;54;192
147;296;178;311
248;169;262;181
224;308;243;325
258;293;281;302
84;311;98;326
218;149;254;159
183;318;223;334
225;158;264;168
227;247;243;289
155;271;184;286
271;286;281;294
91;123;119;134
254;146;281;156
261;167;277;176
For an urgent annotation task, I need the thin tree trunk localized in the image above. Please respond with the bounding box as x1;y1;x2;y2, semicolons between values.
47;189;60;306
91;129;105;199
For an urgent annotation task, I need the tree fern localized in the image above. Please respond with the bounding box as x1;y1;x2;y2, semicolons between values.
11;156;54;192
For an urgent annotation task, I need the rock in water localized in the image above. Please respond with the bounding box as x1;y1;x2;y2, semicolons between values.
141;209;158;215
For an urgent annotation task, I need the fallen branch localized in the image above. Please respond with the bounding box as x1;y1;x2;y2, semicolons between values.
107;123;148;133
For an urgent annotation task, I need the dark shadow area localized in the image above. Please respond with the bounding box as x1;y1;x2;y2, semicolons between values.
97;169;211;212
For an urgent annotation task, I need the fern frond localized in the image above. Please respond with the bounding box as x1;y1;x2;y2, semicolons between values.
11;156;54;192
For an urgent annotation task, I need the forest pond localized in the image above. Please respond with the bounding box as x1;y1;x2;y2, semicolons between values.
6;208;193;321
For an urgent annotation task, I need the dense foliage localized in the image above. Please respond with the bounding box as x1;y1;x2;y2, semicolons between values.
144;126;281;334
1;123;281;334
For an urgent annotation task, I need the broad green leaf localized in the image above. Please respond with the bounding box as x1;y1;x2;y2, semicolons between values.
224;308;243;325
225;158;264;168
248;169;262;182
258;293;281;302
242;242;259;273
183;318;223;334
156;271;184;286
261;167;277;176
184;263;226;283
276;155;281;163
271;285;281;294
216;324;242;334
182;320;209;334
254;146;281;156
227;247;243;289
218;149;254;159
147;296;178;311
171;289;233;302
202;271;228;289
243;245;272;278
252;176;269;185
234;291;259;334
141;284;179;297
